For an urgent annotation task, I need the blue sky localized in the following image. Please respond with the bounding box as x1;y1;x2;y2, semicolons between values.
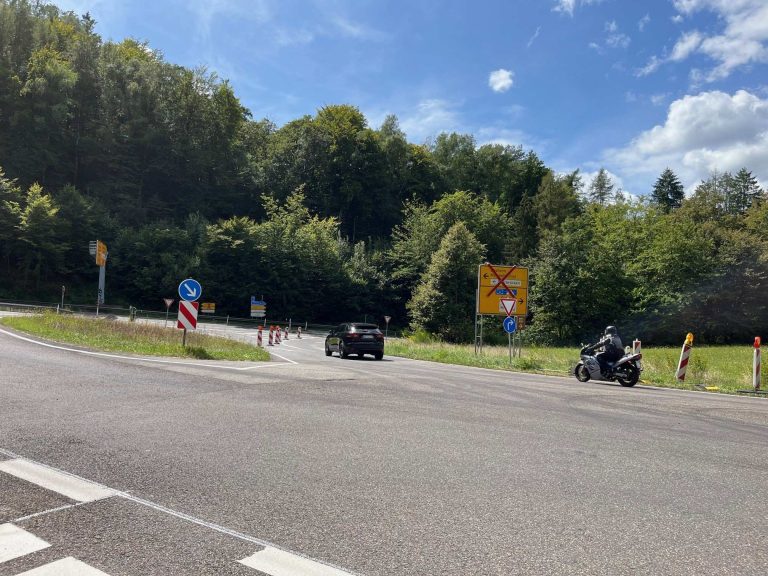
57;0;768;196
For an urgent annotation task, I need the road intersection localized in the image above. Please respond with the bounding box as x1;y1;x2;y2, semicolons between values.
1;321;767;575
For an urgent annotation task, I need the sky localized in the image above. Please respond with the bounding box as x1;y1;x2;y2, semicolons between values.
55;0;768;196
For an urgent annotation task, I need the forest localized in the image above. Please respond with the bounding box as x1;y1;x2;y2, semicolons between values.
0;0;766;344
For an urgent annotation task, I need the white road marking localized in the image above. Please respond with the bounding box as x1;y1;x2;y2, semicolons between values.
0;523;50;564
16;556;112;575
0;449;362;576
0;459;116;503
267;351;298;364
0;328;290;371
240;546;356;576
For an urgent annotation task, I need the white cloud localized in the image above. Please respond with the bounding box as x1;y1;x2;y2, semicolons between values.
671;14;684;23
527;26;541;49
644;0;768;81
638;14;651;32
606;32;631;49
605;20;618;33
400;99;463;143
670;30;703;61
605;90;768;192
650;93;668;106
188;0;271;41
553;0;604;17
489;69;515;93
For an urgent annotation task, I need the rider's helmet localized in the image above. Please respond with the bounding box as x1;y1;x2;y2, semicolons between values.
605;325;617;336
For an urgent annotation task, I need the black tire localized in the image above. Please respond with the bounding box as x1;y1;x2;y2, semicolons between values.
325;344;332;357
617;363;639;387
339;340;348;359
374;351;383;360
575;363;590;382
357;353;364;359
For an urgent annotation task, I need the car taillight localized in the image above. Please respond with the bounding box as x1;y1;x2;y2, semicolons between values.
348;333;360;340
375;334;384;341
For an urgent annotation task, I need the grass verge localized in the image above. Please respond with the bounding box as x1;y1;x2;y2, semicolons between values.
1;313;270;362
385;339;764;395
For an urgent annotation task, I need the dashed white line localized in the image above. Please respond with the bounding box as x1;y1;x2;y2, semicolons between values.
0;459;117;503
0;523;50;564
240;546;355;575
0;449;362;576
16;556;112;575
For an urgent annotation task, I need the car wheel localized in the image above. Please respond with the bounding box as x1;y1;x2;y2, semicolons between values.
339;340;348;359
374;351;383;360
325;344;332;357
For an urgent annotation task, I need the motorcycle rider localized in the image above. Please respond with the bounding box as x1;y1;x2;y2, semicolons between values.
590;326;624;376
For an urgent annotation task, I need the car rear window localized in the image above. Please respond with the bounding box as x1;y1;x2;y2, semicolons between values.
351;323;379;331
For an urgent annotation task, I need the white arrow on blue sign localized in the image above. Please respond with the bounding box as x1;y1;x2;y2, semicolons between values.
178;278;202;302
503;316;517;334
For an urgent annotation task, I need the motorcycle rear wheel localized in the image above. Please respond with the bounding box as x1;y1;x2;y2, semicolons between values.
617;364;639;387
574;363;590;382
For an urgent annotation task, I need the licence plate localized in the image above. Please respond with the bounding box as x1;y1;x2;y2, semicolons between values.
362;335;374;340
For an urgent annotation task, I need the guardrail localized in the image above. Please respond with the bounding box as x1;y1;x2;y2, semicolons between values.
0;299;402;337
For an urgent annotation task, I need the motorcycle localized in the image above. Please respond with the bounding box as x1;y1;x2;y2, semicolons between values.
574;343;642;387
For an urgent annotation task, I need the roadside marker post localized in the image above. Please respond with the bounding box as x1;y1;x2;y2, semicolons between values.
297;326;302;339
177;301;199;347
754;337;762;391
633;339;642;372
676;333;694;383
283;327;288;340
257;326;263;347
268;327;274;346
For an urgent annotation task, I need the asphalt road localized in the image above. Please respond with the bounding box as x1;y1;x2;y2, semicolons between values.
1;319;767;575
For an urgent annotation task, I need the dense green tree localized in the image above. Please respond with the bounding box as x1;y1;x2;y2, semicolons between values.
408;222;484;341
650;168;685;212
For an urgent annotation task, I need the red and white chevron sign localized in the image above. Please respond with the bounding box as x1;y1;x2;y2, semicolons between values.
177;301;199;331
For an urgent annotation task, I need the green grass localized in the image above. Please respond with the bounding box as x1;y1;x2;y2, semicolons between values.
385;339;764;394
1;313;270;362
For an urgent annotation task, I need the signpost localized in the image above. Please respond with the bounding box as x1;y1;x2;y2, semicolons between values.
475;263;529;354
177;278;201;346
163;298;174;327
384;315;391;337
89;240;108;315
250;297;266;319
178;278;202;302
177;301;199;346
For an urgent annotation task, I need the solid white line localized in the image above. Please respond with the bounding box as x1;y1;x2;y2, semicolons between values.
0;328;288;371
0;459;117;503
0;523;50;564
267;351;298;364
16;556;111;575
240;546;356;575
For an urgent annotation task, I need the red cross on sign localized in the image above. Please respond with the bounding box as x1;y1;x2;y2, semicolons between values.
477;263;529;317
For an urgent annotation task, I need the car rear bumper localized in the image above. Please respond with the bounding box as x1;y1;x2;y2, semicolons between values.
344;340;384;353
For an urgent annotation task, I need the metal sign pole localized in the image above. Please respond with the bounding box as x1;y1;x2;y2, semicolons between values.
508;330;512;364
182;328;187;347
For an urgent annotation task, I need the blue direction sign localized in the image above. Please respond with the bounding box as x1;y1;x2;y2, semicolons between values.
178;278;202;302
503;316;517;334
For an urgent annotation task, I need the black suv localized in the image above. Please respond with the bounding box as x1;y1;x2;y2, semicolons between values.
325;323;384;360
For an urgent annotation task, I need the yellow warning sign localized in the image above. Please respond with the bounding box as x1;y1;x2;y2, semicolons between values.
477;264;529;316
200;302;216;314
95;240;107;266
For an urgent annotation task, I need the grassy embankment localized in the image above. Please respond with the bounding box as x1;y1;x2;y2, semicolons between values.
1;313;270;362
385;339;764;394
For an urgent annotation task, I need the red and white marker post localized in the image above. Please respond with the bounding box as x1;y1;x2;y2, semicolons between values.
754;337;762;391
268;326;274;346
633;339;642;371
676;333;694;383
257;326;263;347
275;326;281;345
177;301;199;347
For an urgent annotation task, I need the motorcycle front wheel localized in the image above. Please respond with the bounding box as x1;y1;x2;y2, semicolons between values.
617;363;639;387
574;363;590;382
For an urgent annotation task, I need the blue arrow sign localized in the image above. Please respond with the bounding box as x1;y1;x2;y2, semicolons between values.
178;278;202;302
503;316;517;334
